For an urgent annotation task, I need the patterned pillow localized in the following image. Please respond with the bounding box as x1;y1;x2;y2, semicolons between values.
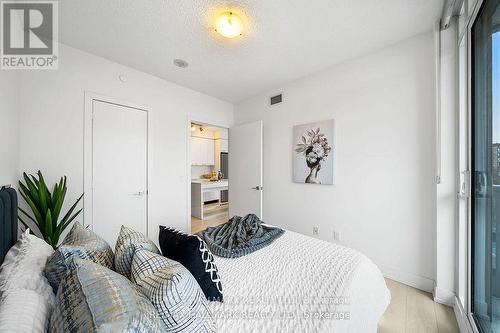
50;258;164;333
158;226;222;302
0;229;54;303
115;225;160;278
131;248;215;332
0;289;52;333
44;222;114;291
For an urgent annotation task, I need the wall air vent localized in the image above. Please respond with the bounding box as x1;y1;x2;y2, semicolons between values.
270;94;283;106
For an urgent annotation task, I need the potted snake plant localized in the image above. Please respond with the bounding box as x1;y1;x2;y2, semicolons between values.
18;171;83;249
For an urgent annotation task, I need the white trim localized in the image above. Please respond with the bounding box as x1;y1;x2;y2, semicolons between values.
434;285;456;306
454;296;475;333
379;264;435;293
83;92;151;238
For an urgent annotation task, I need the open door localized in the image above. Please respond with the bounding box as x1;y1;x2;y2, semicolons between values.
228;121;263;218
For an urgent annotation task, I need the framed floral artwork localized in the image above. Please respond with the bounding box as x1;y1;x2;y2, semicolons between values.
293;119;334;185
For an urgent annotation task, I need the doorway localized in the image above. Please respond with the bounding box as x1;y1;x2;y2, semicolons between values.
84;94;149;247
189;122;229;234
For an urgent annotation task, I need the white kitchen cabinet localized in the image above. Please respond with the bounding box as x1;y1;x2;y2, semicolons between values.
191;137;214;165
204;138;214;165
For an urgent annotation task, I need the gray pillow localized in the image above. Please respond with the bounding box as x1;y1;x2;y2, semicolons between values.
50;258;164;333
115;225;160;279
44;222;114;291
131;248;215;332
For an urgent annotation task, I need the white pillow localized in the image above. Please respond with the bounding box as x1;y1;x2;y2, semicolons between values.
0;289;51;333
0;230;55;304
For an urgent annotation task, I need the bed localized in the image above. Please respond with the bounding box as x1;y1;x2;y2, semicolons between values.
0;187;390;332
209;230;390;332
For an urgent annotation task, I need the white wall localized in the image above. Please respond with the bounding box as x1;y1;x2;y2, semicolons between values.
18;44;233;243
0;72;20;188
235;32;437;291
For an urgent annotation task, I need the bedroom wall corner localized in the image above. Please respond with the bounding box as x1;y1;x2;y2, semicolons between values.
234;32;437;292
0;71;20;188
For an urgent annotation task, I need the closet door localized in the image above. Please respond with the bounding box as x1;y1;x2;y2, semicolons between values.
92;100;148;247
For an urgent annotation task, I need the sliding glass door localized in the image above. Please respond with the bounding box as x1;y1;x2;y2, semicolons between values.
472;0;500;331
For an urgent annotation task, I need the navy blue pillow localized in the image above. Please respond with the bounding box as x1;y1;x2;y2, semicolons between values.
158;226;223;302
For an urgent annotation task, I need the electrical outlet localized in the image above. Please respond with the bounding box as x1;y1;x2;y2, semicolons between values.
334;231;341;241
312;226;319;236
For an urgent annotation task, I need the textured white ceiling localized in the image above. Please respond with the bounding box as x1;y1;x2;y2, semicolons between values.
60;0;444;103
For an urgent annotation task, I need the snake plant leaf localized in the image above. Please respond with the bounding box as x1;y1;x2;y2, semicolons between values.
37;171;52;209
18;187;43;226
17;216;32;233
52;178;66;224
18;207;37;224
61;208;83;231
45;209;52;238
52;188;65;224
60;193;83;224
23;173;41;208
38;181;48;215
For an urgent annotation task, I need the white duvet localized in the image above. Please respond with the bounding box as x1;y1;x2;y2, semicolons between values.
209;230;390;333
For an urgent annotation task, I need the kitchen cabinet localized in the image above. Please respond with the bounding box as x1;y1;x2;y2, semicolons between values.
191;137;214;165
191;180;228;220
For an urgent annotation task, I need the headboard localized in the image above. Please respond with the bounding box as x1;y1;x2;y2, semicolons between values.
0;186;18;264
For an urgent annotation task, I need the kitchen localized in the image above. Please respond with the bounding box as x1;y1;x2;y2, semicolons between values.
190;123;229;233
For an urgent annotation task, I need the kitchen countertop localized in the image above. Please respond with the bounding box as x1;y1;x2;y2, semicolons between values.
191;179;228;185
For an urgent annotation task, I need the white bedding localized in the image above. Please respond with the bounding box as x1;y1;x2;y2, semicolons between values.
209;230;390;333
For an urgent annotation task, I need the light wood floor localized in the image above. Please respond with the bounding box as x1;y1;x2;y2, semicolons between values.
191;202;229;234
378;278;460;333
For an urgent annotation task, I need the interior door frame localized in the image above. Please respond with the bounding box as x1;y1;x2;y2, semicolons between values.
185;115;230;233
83;92;151;237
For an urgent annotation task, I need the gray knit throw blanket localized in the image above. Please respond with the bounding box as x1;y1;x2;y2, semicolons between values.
197;214;284;258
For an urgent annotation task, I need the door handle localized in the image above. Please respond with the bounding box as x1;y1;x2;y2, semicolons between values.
132;191;145;196
251;186;263;190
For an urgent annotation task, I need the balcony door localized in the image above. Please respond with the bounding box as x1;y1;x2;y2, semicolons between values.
471;0;500;331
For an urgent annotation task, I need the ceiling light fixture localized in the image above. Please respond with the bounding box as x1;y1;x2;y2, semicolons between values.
215;12;243;38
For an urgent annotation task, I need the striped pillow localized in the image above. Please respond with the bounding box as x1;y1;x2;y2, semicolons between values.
115;225;160;279
131;248;215;332
50;258;164;333
44;222;114;291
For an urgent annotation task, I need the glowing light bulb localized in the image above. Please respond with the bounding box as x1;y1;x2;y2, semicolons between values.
215;12;243;38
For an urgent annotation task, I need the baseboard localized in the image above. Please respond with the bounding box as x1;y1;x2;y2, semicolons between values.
378;264;434;293
433;285;456;307
454;296;474;333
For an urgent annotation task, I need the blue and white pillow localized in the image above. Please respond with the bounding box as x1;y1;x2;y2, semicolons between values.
115;225;160;279
44;222;114;291
131;248;215;332
50;257;164;333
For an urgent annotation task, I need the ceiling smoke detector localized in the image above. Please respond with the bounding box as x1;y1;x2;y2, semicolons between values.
173;59;189;68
